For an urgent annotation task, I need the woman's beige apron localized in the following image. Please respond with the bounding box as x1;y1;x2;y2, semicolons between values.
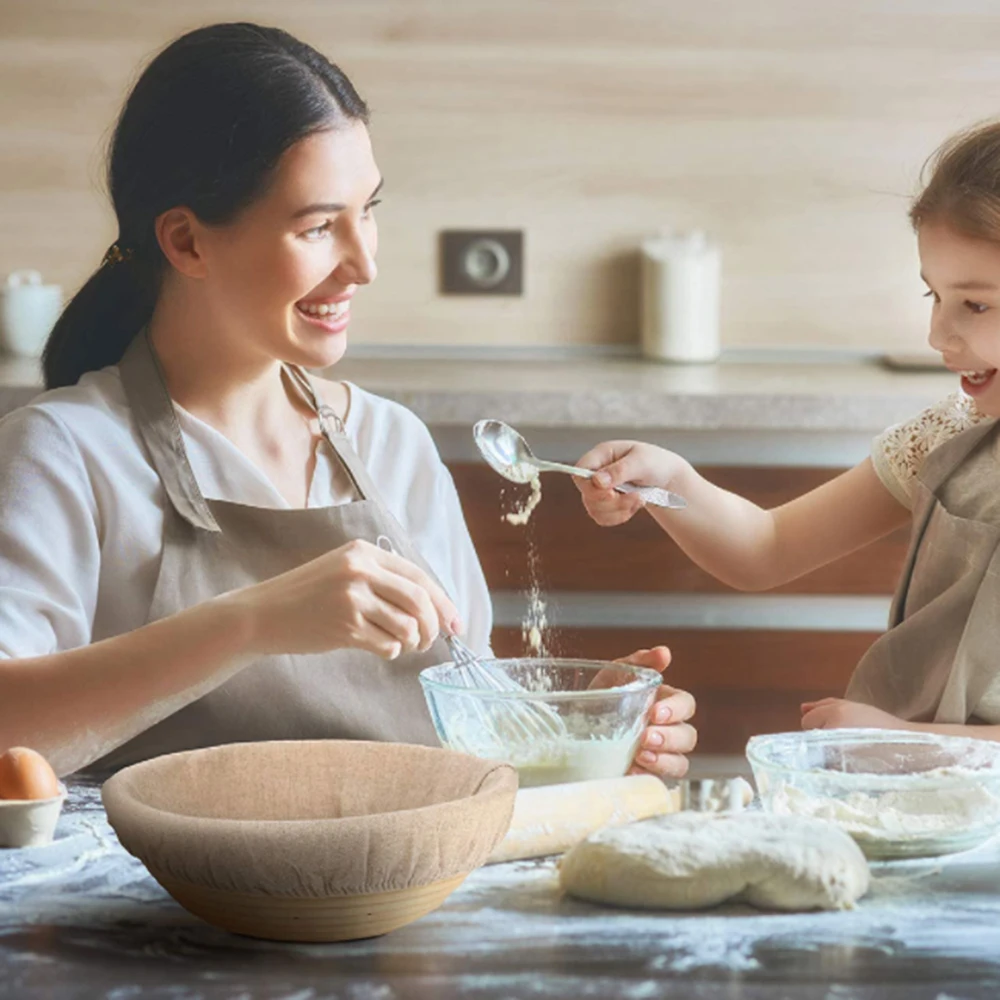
846;417;1000;723
91;333;451;772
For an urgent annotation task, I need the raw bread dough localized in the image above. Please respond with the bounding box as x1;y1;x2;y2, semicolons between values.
559;811;869;912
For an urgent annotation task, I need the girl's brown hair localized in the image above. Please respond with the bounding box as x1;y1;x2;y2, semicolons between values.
911;120;1000;239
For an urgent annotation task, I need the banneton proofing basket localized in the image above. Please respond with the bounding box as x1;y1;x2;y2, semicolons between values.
101;740;517;942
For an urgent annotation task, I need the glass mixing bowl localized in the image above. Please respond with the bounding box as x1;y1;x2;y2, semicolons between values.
747;728;1000;859
419;658;662;788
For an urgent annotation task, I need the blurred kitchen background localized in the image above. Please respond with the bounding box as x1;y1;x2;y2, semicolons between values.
2;1;994;757
9;0;1000;352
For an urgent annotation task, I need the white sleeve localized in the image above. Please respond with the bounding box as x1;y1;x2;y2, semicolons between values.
870;392;991;509
0;407;101;657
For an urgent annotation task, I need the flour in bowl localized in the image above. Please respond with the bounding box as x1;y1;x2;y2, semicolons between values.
770;769;1000;844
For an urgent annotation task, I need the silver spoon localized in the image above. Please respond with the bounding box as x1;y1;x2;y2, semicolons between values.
473;419;687;510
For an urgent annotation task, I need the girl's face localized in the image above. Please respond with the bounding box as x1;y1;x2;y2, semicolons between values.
193;121;381;370
920;220;1000;416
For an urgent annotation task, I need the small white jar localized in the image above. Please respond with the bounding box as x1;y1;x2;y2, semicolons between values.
0;270;63;359
640;231;721;364
0;785;66;848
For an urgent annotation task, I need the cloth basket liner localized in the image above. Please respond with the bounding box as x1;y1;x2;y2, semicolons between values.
102;740;517;897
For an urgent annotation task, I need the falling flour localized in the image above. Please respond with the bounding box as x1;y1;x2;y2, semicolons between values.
504;476;542;526
501;477;551;657
522;571;549;658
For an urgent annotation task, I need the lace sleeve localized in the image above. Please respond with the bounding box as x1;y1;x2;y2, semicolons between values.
871;392;990;508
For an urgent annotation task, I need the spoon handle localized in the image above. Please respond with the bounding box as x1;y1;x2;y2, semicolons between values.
532;460;687;510
534;458;595;478
615;483;688;510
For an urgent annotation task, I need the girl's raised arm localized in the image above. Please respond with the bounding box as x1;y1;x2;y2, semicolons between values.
575;442;909;592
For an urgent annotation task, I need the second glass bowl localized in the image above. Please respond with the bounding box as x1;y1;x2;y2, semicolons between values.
748;728;1000;859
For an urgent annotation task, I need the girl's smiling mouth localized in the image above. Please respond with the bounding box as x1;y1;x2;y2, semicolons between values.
958;368;997;395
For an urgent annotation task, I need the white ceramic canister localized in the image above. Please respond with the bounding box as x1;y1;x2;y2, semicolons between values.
640;231;721;363
0;270;63;359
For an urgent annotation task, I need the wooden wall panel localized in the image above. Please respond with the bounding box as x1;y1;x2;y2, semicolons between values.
450;463;910;595
5;2;1000;350
491;626;877;754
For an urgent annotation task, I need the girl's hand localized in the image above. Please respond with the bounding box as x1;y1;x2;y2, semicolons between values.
233;539;461;660
615;646;697;778
573;441;689;527
801;698;907;731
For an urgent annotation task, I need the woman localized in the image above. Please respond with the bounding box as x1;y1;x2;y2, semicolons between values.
0;23;696;777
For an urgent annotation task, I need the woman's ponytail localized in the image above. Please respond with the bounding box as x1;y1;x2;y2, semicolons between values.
42;248;157;390
39;22;369;390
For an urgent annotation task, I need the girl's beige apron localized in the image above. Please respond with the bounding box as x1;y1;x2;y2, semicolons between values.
847;417;1000;723
91;333;451;772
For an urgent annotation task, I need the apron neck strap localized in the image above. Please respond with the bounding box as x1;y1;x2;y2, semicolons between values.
118;332;222;533
119;333;387;525
283;364;346;438
281;365;387;503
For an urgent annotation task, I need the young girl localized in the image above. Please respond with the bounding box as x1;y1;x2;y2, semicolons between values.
576;120;1000;741
0;23;695;777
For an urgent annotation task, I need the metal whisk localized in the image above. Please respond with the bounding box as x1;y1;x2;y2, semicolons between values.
376;535;565;743
442;633;566;743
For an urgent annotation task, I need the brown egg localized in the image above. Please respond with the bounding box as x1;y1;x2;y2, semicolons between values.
0;747;60;801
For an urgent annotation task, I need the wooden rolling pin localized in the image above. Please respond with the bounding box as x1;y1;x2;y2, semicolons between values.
488;774;681;864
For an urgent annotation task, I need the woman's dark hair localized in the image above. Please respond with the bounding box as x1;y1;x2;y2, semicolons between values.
42;23;369;389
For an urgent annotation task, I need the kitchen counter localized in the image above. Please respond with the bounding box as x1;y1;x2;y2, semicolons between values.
328;356;958;434
3;781;1000;999
0;354;957;431
0;353;960;466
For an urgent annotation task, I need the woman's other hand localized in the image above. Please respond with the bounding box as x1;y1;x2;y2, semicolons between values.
615;646;697;779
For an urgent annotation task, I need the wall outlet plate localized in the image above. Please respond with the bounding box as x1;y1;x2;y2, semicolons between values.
440;230;523;295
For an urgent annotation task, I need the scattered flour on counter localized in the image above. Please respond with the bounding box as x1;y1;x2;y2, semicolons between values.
10;785;1000;989
433;846;1000;981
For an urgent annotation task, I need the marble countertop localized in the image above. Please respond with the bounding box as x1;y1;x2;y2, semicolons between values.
0;353;959;433
3;782;1000;999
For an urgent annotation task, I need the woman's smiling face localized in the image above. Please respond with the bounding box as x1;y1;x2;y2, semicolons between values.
920;219;1000;416
190;120;381;370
